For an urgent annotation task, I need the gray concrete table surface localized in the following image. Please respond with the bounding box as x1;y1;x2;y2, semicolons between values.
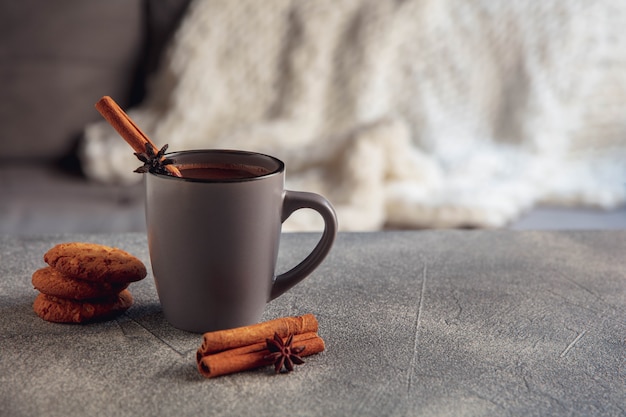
1;231;624;417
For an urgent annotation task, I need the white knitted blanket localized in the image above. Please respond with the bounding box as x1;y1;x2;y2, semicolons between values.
82;0;626;230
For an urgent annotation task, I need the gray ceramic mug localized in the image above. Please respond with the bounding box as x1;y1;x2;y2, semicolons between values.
145;149;338;333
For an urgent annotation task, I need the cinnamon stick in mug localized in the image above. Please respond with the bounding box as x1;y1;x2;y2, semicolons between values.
95;96;182;177
198;314;319;356
197;332;325;378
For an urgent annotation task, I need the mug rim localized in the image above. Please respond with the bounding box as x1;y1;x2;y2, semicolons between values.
150;149;285;183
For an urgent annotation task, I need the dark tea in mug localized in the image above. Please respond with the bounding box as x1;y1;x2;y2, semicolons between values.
176;163;272;181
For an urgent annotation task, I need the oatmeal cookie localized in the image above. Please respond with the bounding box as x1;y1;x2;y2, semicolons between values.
33;290;133;323
32;267;129;300
44;242;146;284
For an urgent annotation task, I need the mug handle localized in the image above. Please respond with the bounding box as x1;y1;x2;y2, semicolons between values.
269;190;338;301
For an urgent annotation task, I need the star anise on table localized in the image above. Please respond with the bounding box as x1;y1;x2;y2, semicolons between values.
264;332;305;374
134;143;174;175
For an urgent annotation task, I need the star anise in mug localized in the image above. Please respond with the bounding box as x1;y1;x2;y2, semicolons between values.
134;143;174;175
265;333;305;374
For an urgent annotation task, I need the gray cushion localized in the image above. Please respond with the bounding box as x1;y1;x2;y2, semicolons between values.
0;0;143;160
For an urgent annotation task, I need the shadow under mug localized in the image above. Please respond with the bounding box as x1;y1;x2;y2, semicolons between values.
144;149;338;333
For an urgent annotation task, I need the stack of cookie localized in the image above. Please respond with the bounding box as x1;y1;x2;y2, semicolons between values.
32;242;147;324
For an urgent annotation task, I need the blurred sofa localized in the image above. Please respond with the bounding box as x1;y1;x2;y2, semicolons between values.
2;0;625;235
0;0;190;234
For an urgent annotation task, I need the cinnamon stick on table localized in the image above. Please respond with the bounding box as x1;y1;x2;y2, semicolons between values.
94;96;181;177
198;314;319;356
197;332;325;378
